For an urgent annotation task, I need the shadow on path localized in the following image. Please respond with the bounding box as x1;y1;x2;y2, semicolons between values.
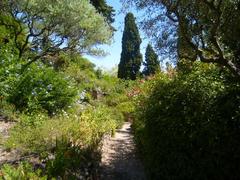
100;122;146;180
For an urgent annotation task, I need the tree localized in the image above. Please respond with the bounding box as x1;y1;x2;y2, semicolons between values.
176;27;196;72
0;0;113;67
143;44;160;76
118;13;142;80
121;0;240;78
90;0;115;30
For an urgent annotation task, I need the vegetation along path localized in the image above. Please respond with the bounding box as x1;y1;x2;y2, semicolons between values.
100;122;146;180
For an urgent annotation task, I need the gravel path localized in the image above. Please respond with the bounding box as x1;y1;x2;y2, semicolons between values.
100;122;146;180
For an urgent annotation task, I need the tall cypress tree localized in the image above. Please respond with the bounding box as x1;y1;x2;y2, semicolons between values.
143;44;160;76
118;13;142;80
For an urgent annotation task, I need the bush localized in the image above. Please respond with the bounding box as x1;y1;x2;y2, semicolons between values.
0;162;46;180
133;62;240;179
4;104;118;178
45;137;100;179
5;105;117;153
0;45;21;98
8;63;77;114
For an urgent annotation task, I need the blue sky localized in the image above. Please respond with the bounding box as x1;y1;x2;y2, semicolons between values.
85;0;149;70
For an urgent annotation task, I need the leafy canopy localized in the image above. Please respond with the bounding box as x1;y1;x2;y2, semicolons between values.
122;0;240;78
1;0;113;64
90;0;115;30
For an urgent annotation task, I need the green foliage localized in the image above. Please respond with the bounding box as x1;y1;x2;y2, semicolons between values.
0;2;131;179
143;44;160;76
0;13;26;52
4;104;118;178
5;105;117;153
8;63;77;114
0;46;20;98
90;0;115;30
63;55;97;91
118;13;142;80
177;27;197;63
101;79;139;124
133;62;240;179
1;0;113;61
0;162;47;180
45;137;99;179
62;54;131;126
0;51;130;178
0;20;24;98
125;0;240;77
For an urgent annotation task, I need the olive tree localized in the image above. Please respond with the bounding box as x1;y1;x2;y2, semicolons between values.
0;0;113;66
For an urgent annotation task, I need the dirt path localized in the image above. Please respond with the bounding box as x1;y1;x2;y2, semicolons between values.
0;116;20;165
100;122;146;180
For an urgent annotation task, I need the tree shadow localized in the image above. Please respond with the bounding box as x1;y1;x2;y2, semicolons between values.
100;125;146;180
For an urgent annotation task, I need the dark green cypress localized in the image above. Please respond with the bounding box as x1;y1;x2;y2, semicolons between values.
143;44;160;76
118;13;142;80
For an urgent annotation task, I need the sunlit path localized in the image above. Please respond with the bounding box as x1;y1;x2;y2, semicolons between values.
100;122;146;180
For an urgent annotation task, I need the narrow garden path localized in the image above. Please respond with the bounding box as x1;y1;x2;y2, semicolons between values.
0;116;19;165
100;122;146;180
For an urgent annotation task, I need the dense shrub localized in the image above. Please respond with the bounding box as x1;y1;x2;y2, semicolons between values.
5;105;116;153
4;104;117;178
45;137;100;179
8;63;77;114
133;62;240;180
64;60;96;86
102;80;138;124
0;162;46;179
0;45;21;98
